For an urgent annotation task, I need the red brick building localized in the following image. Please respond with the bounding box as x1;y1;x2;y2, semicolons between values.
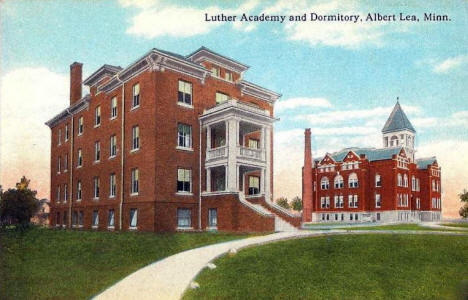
302;102;442;223
46;47;300;232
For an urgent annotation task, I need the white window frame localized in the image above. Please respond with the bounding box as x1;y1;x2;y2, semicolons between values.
348;173;358;188
215;92;229;104
177;168;192;193
64;184;68;202
109;173;116;198
129;208;138;229
95;141;100;162
208;208;217;228
131;168;139;195
94;177;100;199
334;175;344;189
111;96;117;119
132;126;140;151
108;209;115;228
77;181;82;201
375;174;381;187
95;106;101;127
321;177;329;190
177;208;192;228
132;83;140;109
58;128;62;145
375;194;381;208
110;135;117;158
78;116;84;135
177;123;192;149
65;124;69;141
178;80;193;106
92;210;99;228
77;149;83;167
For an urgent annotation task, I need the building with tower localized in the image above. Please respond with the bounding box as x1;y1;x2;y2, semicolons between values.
302;101;442;223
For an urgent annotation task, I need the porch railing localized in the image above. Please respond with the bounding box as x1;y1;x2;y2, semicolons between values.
206;146;227;160
238;146;265;160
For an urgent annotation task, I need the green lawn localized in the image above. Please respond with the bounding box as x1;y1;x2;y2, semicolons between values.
184;234;468;300
0;226;251;300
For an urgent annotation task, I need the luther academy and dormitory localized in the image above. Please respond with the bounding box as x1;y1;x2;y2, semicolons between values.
46;47;441;232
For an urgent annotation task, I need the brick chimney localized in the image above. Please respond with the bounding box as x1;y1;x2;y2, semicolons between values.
70;62;83;105
302;128;313;222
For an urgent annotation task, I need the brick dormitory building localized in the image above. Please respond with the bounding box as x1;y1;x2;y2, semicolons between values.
46;47;301;232
302;101;442;223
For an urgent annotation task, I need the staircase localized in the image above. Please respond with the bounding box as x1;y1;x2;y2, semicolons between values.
239;192;299;232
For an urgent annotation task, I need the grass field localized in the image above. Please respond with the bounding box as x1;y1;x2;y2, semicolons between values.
337;223;456;231
0;226;251;300
184;234;468;300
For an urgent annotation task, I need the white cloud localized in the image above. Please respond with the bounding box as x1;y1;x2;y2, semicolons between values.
295;104;421;126
121;0;260;38
0;68;68;198
433;54;468;74
446;111;468;128
275;97;331;112
263;0;404;49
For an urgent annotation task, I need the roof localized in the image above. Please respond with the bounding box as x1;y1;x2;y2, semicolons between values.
416;157;437;169
316;147;405;163
187;46;249;73
382;101;416;133
83;64;122;86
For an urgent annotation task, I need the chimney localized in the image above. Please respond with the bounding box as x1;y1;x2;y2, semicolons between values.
70;62;83;105
302;128;313;223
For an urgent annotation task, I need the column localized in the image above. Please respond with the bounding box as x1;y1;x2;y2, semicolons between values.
261;168;266;196
206;168;211;192
206;125;211;150
227;118;239;192
264;125;271;201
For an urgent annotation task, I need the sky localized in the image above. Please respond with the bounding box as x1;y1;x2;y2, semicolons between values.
1;0;467;218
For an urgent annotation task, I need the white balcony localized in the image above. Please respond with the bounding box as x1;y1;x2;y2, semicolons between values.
238;146;265;161
207;146;227;160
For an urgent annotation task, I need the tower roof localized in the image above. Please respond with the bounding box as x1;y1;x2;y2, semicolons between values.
382;101;416;134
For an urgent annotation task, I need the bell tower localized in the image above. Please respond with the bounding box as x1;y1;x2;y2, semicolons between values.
382;98;416;161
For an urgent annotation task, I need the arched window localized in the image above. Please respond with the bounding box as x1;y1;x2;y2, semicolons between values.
348;173;358;188
375;174;381;187
403;174;408;187
334;175;344;189
320;177;329;190
411;176;416;191
391;136;399;147
397;174;402;187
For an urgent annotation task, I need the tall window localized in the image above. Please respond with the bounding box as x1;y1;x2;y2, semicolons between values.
64;153;68;171
111;96;117;119
215;92;229;104
334;196;344;208
348;173;358;188
56;186;61;202
129;208;138;228
412;176;416;191
65;124;69;141
109;173;116;198
225;71;233;82
77;149;83;167
78;116;84;135
321;177;329;190
248;139;259;149
208;208;217;227
110;135;117;157
72;211;78;226
131;168;139;195
108;209;115;227
58;128;62;145
57;156;61;173
403;174;408;187
348;195;358;208
375;174;382;187
92;210;99;227
63;211;67;226
248;176;260;195
78;211;84;226
397;174;402;187
94;177;100;199
211;66;220;77
95;106;101;126
177;208;191;228
64;184;68;202
132;126;140;150
375;194;381;208
132;83;140;108
177;168;191;193
177;124;192;149
77;181;82;201
178;80;192;105
95;141;100;162
334;175;344;189
432;180;436;191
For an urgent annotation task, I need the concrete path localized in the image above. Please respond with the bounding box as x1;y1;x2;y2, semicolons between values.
94;230;468;300
420;222;468;231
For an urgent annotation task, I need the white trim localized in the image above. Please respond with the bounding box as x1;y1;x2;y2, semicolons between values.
177;102;194;109
130;148;140;153
130;192;139;197
175;192;194;196
176;146;194;152
130;104;140;111
176;227;194;231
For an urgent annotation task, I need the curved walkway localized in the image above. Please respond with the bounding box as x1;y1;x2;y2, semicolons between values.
93;230;468;300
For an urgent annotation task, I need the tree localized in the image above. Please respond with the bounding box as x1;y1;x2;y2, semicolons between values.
459;189;468;218
0;176;40;228
291;196;303;211
276;197;289;209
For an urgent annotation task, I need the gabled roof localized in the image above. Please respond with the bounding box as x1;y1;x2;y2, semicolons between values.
83;64;122;87
316;147;405;164
382;101;416;134
416;157;437;169
187;46;249;73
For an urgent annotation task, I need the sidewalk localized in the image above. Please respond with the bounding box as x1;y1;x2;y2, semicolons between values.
93;230;468;300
